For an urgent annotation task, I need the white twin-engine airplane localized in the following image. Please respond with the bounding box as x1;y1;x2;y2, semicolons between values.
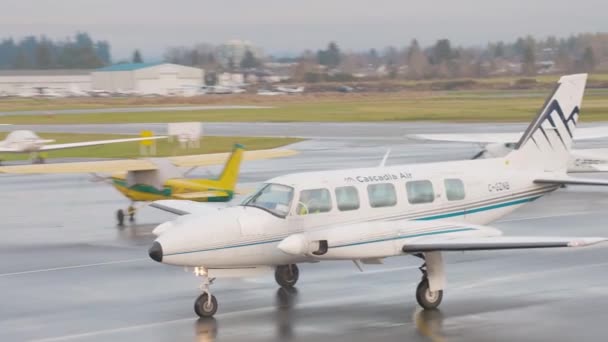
0;130;166;162
148;74;608;318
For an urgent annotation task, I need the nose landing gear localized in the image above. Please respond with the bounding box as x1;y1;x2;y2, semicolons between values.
194;267;218;318
275;264;299;288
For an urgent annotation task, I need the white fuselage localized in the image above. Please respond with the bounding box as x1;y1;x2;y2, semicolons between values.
155;157;559;268
0;130;54;152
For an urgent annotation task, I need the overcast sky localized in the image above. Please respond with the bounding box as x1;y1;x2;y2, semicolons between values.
3;0;607;59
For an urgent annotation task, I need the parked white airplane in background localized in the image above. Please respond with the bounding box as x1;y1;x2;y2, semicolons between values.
276;86;305;94
148;74;608;318
408;127;608;172
0;130;166;163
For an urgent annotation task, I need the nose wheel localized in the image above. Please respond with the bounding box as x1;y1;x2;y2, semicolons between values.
275;264;299;288
194;293;218;318
194;267;219;318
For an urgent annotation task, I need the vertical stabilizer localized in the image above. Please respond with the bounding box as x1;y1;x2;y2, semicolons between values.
510;74;587;171
215;144;244;190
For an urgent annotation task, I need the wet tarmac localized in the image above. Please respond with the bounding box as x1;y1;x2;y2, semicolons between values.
1;129;608;341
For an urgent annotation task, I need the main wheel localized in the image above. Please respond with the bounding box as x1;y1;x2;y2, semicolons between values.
128;206;136;222
116;209;125;226
416;278;443;310
275;264;299;288
194;293;218;318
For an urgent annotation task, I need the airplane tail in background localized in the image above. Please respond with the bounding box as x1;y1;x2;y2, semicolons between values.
509;74;587;172
214;144;245;190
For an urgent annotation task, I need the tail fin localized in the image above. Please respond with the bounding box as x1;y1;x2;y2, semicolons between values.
215;144;244;190
510;74;587;171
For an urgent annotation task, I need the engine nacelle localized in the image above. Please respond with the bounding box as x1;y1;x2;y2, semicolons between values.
278;234;328;256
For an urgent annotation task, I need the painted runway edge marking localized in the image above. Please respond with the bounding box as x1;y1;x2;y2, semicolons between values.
0;258;147;277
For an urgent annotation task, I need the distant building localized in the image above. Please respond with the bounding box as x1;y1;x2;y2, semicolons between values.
91;63;204;95
0;69;92;95
217;72;245;86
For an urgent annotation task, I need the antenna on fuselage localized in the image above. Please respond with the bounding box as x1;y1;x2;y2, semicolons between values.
379;149;391;167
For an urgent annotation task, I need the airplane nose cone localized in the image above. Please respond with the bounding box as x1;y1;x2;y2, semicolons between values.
148;242;163;263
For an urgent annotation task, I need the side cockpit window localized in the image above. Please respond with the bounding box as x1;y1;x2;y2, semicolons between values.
241;183;294;217
336;186;360;211
297;188;332;215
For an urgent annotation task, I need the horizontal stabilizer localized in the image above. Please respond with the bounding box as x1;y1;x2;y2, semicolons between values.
403;236;607;253
534;177;608;186
407;126;608;144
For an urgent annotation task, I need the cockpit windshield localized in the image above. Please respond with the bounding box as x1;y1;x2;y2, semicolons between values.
241;183;294;217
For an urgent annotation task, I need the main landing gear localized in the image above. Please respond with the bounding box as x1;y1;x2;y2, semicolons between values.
193;267;219;318
414;252;445;310
116;204;136;226
275;264;299;288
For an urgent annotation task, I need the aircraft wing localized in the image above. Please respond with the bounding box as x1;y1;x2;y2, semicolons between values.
534;176;608;186
0;147;22;153
38;136;167;151
408;126;608;144
0;159;158;174
277;219;607;260
402;236;606;252
149;200;228;216
168;148;298;167
173;190;230;200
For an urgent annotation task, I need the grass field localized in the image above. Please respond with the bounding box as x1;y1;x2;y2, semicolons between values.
0;133;302;161
1;88;608;124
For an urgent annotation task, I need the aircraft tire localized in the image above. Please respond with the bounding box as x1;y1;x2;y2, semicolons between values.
116;209;125;226
194;293;218;318
275;264;299;288
416;278;443;310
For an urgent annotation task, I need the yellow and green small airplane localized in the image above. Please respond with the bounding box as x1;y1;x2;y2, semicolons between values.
0;144;296;225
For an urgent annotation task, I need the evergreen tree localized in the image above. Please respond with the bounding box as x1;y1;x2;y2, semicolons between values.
240;49;259;69
318;41;341;68
132;49;143;63
581;46;596;72
522;43;536;75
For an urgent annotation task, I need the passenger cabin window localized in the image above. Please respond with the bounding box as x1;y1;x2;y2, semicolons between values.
444;178;465;201
367;183;397;208
297;188;332;215
406;180;435;204
335;186;360;211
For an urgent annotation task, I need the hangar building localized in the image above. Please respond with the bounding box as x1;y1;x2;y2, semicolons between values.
0;69;92;95
91;63;204;95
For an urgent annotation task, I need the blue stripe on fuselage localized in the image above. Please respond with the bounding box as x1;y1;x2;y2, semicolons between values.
163;195;542;256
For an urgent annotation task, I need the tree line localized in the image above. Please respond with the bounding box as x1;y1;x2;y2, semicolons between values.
294;33;606;81
0;33;111;69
